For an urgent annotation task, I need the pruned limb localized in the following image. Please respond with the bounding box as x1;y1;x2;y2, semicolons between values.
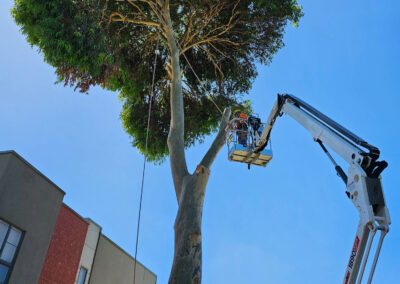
200;107;231;169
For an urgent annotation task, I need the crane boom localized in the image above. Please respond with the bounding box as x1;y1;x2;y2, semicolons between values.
227;94;391;283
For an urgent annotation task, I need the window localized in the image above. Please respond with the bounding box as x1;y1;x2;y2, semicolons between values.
76;267;88;284
0;219;23;284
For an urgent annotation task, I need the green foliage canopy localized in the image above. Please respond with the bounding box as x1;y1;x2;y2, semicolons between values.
12;0;303;162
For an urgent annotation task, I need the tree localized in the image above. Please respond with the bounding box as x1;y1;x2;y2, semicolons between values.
12;0;302;282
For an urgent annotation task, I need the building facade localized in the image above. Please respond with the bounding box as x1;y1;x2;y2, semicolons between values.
89;235;155;284
0;151;156;284
38;204;89;284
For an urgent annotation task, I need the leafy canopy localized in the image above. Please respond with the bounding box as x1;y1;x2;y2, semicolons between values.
12;0;303;162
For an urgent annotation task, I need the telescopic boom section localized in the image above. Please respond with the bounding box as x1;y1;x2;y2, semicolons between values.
254;94;391;284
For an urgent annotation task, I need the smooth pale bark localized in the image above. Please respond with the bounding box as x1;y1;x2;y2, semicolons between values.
168;168;209;284
164;2;188;202
168;109;231;284
163;3;232;283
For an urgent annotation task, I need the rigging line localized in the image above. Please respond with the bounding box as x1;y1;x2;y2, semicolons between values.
175;40;223;115
133;37;159;284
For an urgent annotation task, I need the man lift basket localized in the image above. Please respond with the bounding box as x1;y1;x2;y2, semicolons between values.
227;112;273;167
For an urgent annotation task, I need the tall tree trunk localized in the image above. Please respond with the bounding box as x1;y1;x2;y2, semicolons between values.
169;167;209;284
167;107;231;284
162;2;231;283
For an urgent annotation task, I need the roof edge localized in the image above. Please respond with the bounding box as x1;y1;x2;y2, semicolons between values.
100;233;157;278
62;203;90;225
84;218;103;230
0;150;66;195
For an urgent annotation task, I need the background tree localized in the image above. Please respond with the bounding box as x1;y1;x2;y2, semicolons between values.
12;0;302;282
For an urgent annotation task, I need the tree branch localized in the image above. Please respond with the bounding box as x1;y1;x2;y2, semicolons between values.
164;2;189;202
121;0;148;19
209;42;234;63
109;12;159;27
183;2;225;49
198;45;224;78
139;0;166;27
180;9;197;46
180;0;242;54
200;107;231;169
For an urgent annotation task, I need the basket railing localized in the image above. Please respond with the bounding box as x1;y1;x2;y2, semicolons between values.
226;118;254;152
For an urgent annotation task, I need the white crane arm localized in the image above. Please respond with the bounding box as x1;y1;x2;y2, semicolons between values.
252;94;391;284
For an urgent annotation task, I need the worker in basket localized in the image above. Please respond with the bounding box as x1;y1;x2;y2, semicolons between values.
233;109;248;147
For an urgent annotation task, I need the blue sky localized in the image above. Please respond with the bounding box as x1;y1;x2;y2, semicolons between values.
1;0;399;283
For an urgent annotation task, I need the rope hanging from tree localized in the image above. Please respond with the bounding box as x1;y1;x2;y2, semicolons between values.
133;37;159;284
176;40;223;115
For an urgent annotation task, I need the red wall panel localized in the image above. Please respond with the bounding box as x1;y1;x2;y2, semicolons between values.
39;204;88;284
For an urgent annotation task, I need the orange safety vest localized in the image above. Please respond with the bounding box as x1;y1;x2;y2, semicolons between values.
238;113;248;120
235;113;248;130
229;113;248;129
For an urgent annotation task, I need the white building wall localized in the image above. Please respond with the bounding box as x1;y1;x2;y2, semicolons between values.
75;219;101;284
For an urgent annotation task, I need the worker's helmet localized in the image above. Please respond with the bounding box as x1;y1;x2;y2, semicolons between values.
233;109;241;117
